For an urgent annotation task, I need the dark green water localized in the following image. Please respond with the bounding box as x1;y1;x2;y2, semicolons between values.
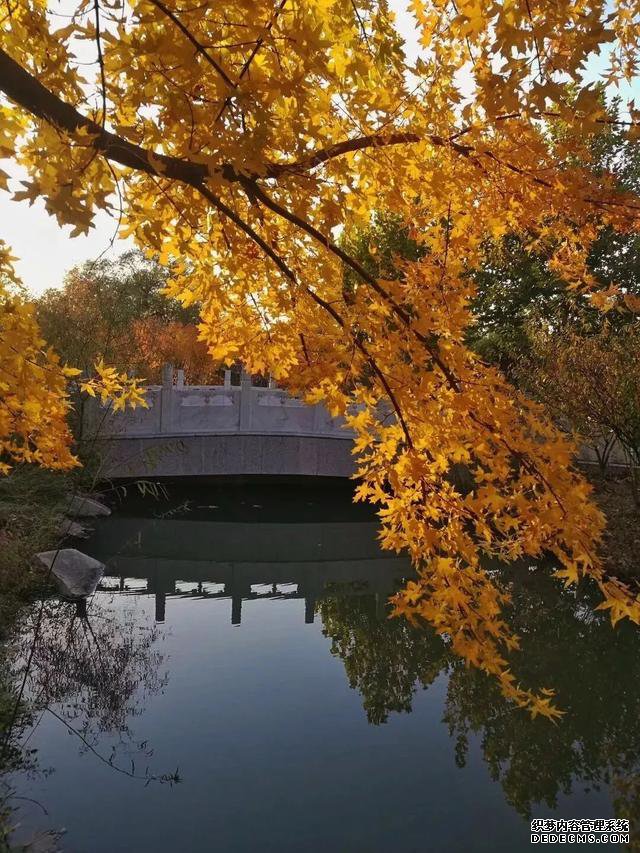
5;480;639;851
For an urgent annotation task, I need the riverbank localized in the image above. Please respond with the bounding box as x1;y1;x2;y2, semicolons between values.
0;463;104;852
0;467;71;630
0;467;69;851
591;470;640;581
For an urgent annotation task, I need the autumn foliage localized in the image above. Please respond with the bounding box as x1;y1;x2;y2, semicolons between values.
3;0;640;716
131;317;215;383
36;251;217;383
0;241;79;474
524;322;640;500
0;240;147;473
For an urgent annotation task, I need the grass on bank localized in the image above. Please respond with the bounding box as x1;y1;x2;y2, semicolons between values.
0;466;72;632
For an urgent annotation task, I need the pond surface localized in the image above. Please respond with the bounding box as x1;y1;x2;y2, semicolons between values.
6;480;639;851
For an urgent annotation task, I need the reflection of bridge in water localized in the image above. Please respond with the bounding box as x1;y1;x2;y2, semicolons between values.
87;510;412;625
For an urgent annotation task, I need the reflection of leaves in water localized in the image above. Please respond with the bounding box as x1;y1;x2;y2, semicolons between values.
153;498;194;520
319;569;640;822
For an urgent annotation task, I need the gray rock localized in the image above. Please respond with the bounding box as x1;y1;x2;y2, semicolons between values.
58;517;92;539
67;494;111;518
16;830;65;853
34;548;105;598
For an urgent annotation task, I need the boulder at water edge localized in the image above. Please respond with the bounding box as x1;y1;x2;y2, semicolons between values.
58;517;92;539
67;494;111;518
34;548;105;599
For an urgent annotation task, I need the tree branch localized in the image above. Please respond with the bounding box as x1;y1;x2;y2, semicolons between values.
0;48;467;190
214;0;288;124
198;185;415;448
147;0;236;90
93;0;107;130
239;176;462;390
3;43;637;225
197;184;297;283
266;131;473;177
0;47;209;184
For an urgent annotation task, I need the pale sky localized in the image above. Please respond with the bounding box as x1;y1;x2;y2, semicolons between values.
0;2;636;296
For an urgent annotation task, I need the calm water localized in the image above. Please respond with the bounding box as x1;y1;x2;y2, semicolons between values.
6;480;639;851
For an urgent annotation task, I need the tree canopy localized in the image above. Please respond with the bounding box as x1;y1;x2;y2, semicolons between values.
36;250;215;382
36;250;193;371
2;0;640;715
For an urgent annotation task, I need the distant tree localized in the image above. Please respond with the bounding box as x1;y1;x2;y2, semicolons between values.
340;211;426;307
342;101;640;375
0;243;145;473
465;236;571;372
467;227;640;373
36;251;199;376
468;95;640;370
131;317;218;384
522;322;640;501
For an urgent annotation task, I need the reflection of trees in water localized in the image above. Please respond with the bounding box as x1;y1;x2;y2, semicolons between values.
0;637;37;848
319;570;640;823
319;588;448;725
0;651;33;777
6;571;640;838
21;595;167;738
612;773;640;850
3;593;172;802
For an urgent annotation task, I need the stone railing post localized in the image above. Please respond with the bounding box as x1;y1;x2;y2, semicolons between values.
160;363;174;433
239;369;252;431
224;369;231;388
176;368;185;388
312;402;325;435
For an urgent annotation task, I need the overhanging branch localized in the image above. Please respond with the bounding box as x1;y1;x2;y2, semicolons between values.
0;48;437;188
0;47;209;185
266;131;472;176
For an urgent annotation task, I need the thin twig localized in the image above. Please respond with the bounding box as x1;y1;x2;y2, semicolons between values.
148;0;236;89
213;0;288;124
93;0;107;130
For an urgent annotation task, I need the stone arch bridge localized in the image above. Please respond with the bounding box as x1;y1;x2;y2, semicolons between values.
87;366;357;480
